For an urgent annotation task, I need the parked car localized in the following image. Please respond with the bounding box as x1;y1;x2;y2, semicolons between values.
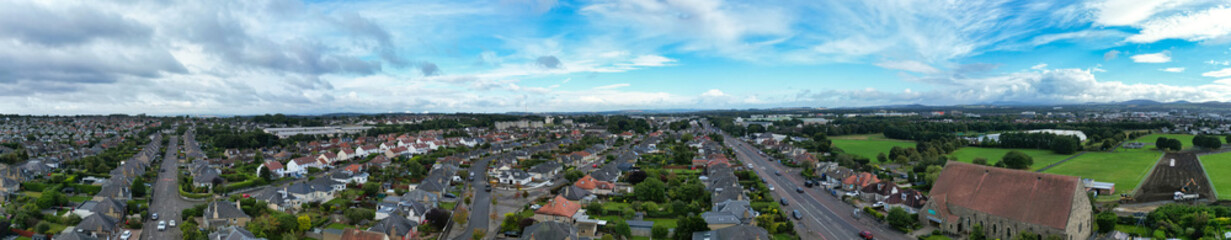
872;202;885;208
158;221;167;231
120;230;132;240
768;184;775;191
792;210;803;220
859;231;874;240
779;198;789;206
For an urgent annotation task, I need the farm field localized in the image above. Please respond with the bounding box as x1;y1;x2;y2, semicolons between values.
831;138;916;160
949;147;1074;171
1199;152;1231;200
1043;148;1163;200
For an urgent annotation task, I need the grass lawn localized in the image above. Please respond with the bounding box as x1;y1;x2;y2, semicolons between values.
1114;224;1151;236
773;233;800;240
439;201;457;210
1128;134;1225;150
832;138;916;160
922;235;954;240
1043;148;1162;200
23;191;42;198
646;218;678;229
949;147;1075;170
831;134;897;141
326;223;354;230
1199;152;1231;200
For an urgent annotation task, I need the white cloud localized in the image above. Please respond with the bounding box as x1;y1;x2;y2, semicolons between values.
1031;63;1049;70
592;83;630;90
1086;0;1194;26
1104;50;1121;61
1161;67;1185;72
625;55;676;67
1204;68;1231;78
701;89;726;97
1131;51;1172;63
1208;60;1231;66
1126;5;1231;43
875;60;941;74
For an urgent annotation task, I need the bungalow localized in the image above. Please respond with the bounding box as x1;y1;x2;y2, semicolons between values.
204;200;252;229
528;161;562;181
368;155;391;168
842;172;880;192
883;189;928;214
75;213;120;238
400;189;440;208
533;195;581;223
498;169;533;186
207;226;261;240
859;182;900;202
690;225;771;240
521;221;580;240
258;160;286;178
573;175;615;195
91;197;127;219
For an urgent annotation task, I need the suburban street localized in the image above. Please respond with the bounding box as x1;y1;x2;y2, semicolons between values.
723;132;910;240
452;156;492;240
142;135;193;240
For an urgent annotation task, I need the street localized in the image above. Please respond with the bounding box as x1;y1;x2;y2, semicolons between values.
723;133;910;240
452;156;492;240
142;135;194;240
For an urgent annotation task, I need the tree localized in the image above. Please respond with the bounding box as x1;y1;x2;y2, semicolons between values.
924;165;944;186
972;157;988;165
627;170;648;185
1001;150;1034;169
564;170;585;182
297;215;312;231
131;177;147;198
453;207;470;226
1095;212;1116;233
1013;231;1039;240
886;207;914;231
275;213;298;234
674;215;710;240
362;182;380;196
473;229;486;240
1167;138;1183;151
586;203;604;215
406;160;427;179
611;220;632;239
635;178;667;202
970;224;986;240
1051;136;1080;154
876;153;888;163
344;208;375;224
652;224;669;239
1194;135;1222;149
425;208;450;230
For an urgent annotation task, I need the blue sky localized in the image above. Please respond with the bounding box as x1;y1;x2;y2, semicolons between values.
2;0;1231;115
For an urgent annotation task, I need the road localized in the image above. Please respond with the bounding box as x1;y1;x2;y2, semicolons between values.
143;135;193;240
453;156;492;240
723;133;909;240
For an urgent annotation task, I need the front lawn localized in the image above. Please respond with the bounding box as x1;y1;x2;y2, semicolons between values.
326;223;354;230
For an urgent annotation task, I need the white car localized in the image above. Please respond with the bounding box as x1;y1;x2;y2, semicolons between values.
768;185;775;191
158;220;167;231
170;220;177;227
844;191;858;197
120;230;132;240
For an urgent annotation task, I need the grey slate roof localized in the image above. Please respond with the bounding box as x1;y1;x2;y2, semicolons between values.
206;201;250;220
700;211;741;225
691;225;771;240
91;197;126;216
208;225;264;240
53;231;99;240
76;213;118;233
560;185;590;201
520;221;579;240
528;161;561;174
368;214;417;237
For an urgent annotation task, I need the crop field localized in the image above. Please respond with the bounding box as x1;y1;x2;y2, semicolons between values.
831;136;916;160
1043;148;1163;200
1198;152;1231;200
949;147;1074;171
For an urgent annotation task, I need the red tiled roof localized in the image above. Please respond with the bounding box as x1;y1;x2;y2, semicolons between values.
263;161;284;171
574;175;614;190
535;195;580;218
929;162;1078;230
340;229;388;240
292;157;316;165
843;172;879;188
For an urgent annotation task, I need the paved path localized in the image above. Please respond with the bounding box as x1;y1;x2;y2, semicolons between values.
722;131;910;240
1035;152;1087;172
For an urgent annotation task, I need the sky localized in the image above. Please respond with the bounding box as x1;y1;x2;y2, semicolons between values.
3;0;1231;115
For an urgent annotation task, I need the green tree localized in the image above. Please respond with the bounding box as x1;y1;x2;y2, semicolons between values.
652;224;669;239
970;224;986;240
344;208;375;224
1001;150;1034;169
362;182;380;196
564;170;585;182
886;207;914;231
876;152;888;163
674;215;709;240
635;178;667;202
612;220;632;239
1095;211;1117;233
473;229;486;240
924;165;944;186
131;177;147;198
972;157;988;165
297;215;311;232
1013;231;1039;240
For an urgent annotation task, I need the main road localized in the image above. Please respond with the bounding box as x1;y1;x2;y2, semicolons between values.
722;132;909;240
143;135;194;240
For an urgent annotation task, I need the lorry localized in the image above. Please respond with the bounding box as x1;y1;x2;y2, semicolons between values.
1174;191;1199;201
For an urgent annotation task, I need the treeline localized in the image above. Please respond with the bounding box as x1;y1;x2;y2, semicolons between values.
196;125;282;149
1193;135;1223;149
1156;137;1183;151
605;116;652;134
249;114;325;126
979;132;1081;154
364;115;531;136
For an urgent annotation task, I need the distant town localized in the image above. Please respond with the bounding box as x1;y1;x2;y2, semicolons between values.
5;103;1231;240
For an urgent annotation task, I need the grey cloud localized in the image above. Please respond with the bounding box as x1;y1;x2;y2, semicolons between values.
0;42;187;85
536;55;561;68
332;12;406;67
0;1;152;46
1104;50;1120;61
420;62;440;76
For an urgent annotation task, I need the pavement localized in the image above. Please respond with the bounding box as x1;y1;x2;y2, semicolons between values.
722;132;910;240
142;135;195;240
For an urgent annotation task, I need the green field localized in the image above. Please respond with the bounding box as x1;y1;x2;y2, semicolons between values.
831;135;916;160
1128;134;1226;150
1043;148;1163;200
949;147;1075;170
1199;152;1231;200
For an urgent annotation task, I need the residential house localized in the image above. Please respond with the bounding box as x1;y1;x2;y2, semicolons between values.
208;226;264;240
884;189;928;214
520;221;580;240
384;147;411;159
286;156;322;176
842;172;880;192
573;175;615;195
528;161;562;181
690;225;771;240
534;195;581;223
340;229;391;240
338;148;356;161
368;213;418;240
204;200;252;229
498;169;533;186
258;160;285;178
75;213;120;238
318;152;339;165
91;197;127;219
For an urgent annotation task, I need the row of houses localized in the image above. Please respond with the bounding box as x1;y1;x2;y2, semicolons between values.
695;137;771;240
62;134;164;240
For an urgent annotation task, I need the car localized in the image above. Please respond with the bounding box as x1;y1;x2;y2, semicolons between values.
872;202;886;208
170;220;177;227
774;171;781;176
120;230;132;240
859;231;874;240
844;191;858;197
792;210;803;220
779;198;789;206
485;185;492;192
760;178;767;183
746;163;754;168
796;187;804;193
158;221;167;231
768;184;775;191
804;180;814;188
151;213;159;220
592;164;599;168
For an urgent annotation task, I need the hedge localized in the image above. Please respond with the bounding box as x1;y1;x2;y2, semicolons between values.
179;188;212;199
